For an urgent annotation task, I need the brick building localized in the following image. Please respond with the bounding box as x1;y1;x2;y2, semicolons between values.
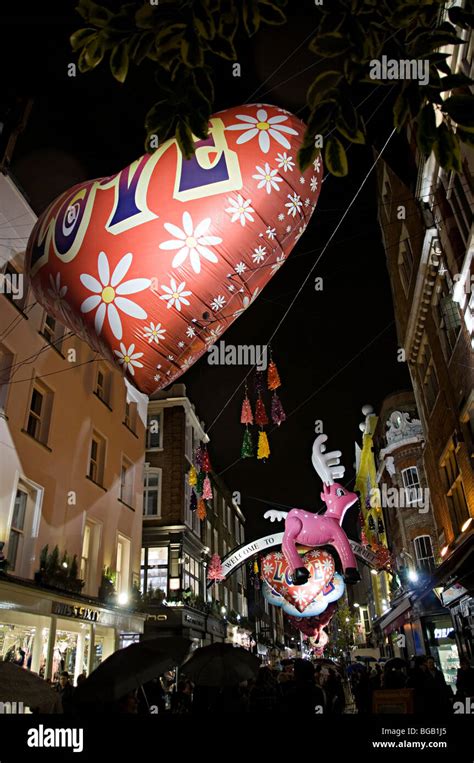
375;18;473;660
141;383;250;646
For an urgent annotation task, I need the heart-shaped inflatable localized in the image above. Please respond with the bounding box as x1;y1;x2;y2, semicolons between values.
261;549;335;613
261;574;344;617
287;601;338;636
26;104;322;394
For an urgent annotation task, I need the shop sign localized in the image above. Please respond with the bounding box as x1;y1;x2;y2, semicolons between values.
434;627;451;639
440;583;467;607
52;601;100;622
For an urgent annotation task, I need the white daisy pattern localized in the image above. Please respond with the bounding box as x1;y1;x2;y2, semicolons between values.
160;278;192;311
292;588;309;607
114;342;144;376
271;255;286;273
205;324;224;345
313;156;321;171
178;341;185;348
278;213;285;221
80;251;150;340
180;356;194;370
295;224;307;241
143;321;166;344
211;295;226;311
310;175;319;192
285;192;303;217
153;374;161;382
299;176;305;185
235;262;247;275
186;325;196;338
233;287;261;317
276;152;295;172
266;227;276;240
225;194;254;226
252;162;282;194
226;108;298;153
159;211;222;275
252;245;267;264
304;197;311;207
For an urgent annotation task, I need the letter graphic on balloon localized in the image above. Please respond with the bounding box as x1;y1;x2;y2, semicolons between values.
26;105;322;394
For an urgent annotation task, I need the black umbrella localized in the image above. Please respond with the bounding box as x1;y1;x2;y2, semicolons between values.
74;636;192;704
180;643;260;687
0;662;62;713
384;657;407;671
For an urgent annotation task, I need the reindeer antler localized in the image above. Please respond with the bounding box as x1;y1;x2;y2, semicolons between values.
312;433;345;485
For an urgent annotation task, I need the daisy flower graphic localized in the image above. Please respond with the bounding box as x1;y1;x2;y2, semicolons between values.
225;194;254;226
159;211;222;275
211;295;226;311
160;279;192;311
275;152;295;172
143;322;166;344
285;192;303;217
252;245;267;264
80;251;150;340
252;162;282;194
226;108;298;153
271;255;286;273
114;342;144;376
310;175;319;192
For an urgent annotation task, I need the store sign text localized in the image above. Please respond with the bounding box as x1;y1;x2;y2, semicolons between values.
52;602;100;623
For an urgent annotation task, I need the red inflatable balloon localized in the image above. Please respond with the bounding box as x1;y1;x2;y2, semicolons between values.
287;601;338;636
26;104;322;393
261;549;335;613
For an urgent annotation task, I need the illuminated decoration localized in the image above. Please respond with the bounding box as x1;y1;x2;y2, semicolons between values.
207;553;225;583
261;573;344;617
265;431;360;585
25;105;322;394
261;548;335;612
287;601;338;637
372;542;392;572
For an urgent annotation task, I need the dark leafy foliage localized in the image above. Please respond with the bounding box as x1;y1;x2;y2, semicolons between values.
71;0;473;175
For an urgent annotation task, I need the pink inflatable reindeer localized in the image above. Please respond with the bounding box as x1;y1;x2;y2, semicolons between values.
265;432;360;585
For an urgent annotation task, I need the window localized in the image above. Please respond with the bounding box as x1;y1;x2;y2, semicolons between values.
213;528;219;555
146;411;163;449
413;535;435;573
227;505;232;532
124;400;136;431
2;261;27;312
26;383;53;444
143;468;161;517
222;498;227;527
8;489;27;572
445;170;473;247
80;521;101;595
80;524;91;585
183;553;201;597
185;423;194;463
441;445;470;536
398;229;414;297
206;520;212;551
88;431;105;485
116;535;131;596
95;365;111;405
120;457;134;506
235;516;240;545
40;313;64;349
418;340;439;413
141;547;168;596
0;344;13;411
401;466;422;506
434;269;462;357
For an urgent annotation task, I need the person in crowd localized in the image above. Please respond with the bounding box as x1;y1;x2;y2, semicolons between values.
170;680;193;714
279;659;325;714
425;655;453;712
324;668;345;713
456;656;474;699
56;671;75;714
76;673;86;688
383;666;406;689
116;690;139;713
354;667;371;713
248;666;281;713
406;655;430;713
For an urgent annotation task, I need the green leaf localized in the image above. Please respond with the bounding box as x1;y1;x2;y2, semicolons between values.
211;34;237;60
307;99;337;134
181;30;204;67
416;103;437;157
309;33;349;57
412;31;466;57
258;0;287;25
193;3;216;39
188;110;211;141
297;142;320;173
109;40;129;83
336;118;365;144
437;72;474;91
393;86;410;131
78;46;93;73
242;0;260;36
433;124;462;173
176;120;196;159
193;68;215;108
390;5;421;26
443;95;474;130
76;0;112;28
324;136;348;177
70;27;97;52
84;33;106;68
135;4;156;30
129;32;155;65
307;70;343;110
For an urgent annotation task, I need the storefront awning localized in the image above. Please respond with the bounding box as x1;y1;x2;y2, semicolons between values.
376;594;412;632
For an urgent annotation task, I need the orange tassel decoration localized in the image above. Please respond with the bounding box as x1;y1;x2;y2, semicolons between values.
197;498;207;521
267;359;281;390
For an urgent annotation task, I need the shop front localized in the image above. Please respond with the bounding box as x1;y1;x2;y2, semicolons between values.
0;576;145;683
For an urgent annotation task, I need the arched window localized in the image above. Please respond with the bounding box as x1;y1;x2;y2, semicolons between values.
413;535;435;573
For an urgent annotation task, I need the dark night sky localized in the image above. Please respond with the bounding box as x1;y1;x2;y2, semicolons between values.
2;1;411;543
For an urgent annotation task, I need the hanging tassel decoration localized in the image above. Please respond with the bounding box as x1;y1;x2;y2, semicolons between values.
257;430;270;460
201;447;211;473
254;370;265;396
202;476;213;500
271;391;286;425
190;490;197;512
197;498;207;521
241;428;254;458
253;559;259;574
188;464;197;487
194;446;204;470
240;394;253;425
196;470;205;496
255;397;268;427
267;359;281;390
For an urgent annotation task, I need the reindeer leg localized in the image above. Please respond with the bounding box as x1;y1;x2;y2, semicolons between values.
282;513;310;585
331;524;361;584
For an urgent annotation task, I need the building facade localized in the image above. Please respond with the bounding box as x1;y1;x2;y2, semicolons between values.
375;16;473;661
141;384;250;646
0;172;147;681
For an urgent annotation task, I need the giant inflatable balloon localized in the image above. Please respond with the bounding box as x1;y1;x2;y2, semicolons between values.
261;573;345;617
261;549;335;613
25;104;322;394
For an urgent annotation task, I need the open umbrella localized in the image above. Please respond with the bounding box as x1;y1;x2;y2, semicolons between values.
180;643;260;687
0;662;61;712
313;658;344;673
74;636;191;704
384;657;407;671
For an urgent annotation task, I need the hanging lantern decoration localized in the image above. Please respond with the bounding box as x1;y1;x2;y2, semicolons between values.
254;370;266;396
197;498;207;521
240;392;253;425
271;391;286;426
360;528;369;547
201;446;211;474
196;470;205;496
257;430;270;460
267;358;281;391
255;397;269;427
253;558;259;575
207;553;225;582
202;476;213;501
373;543;391;571
188;464;197;487
194;446;204;471
189;489;197;513
241;428;254;458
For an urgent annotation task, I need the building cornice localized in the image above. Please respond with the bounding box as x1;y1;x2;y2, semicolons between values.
404;228;441;362
148;396;209;442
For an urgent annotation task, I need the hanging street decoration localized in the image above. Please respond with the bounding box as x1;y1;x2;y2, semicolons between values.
25;104;322;395
239;352;286;460
261;549;335;612
207;553;225;583
261;574;345;617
